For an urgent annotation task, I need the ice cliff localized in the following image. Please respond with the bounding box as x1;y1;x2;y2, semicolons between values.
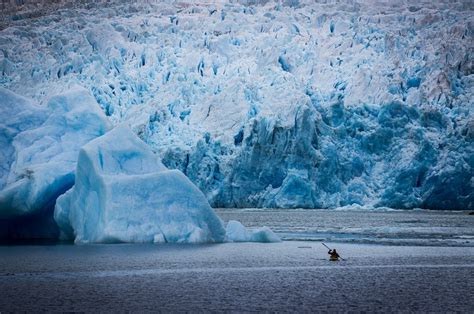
1;0;473;210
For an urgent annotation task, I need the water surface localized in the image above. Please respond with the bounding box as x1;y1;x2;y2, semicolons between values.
217;208;474;246
1;209;473;311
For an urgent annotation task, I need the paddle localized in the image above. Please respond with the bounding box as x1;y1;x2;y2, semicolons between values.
322;242;345;261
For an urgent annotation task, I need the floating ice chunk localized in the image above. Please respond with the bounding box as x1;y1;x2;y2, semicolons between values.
226;220;281;243
225;220;250;242
0;87;110;233
249;226;282;243
54;125;226;244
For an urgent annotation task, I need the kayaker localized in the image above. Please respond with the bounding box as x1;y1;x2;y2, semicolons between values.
328;249;340;261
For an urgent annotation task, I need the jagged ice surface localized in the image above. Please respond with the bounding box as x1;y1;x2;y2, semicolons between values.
1;0;473;209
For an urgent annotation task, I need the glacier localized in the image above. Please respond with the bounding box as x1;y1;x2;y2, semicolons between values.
54;125;227;243
0;87;111;239
0;0;473;210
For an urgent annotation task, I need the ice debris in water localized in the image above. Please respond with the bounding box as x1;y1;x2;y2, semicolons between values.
0;87;111;239
226;220;281;243
54;125;228;244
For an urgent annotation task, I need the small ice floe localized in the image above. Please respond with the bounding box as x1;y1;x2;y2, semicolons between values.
225;220;281;243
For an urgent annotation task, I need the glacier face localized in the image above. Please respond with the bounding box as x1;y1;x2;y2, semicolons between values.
0;87;111;239
1;0;473;209
54;125;227;243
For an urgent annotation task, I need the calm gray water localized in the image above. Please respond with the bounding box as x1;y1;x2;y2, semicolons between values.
1;209;473;312
217;208;474;246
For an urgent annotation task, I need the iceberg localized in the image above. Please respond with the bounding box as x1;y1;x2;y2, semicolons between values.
54;125;227;243
226;220;281;243
0;87;111;239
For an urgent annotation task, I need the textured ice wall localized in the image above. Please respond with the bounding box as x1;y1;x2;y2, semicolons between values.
1;0;472;209
0;87;111;239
